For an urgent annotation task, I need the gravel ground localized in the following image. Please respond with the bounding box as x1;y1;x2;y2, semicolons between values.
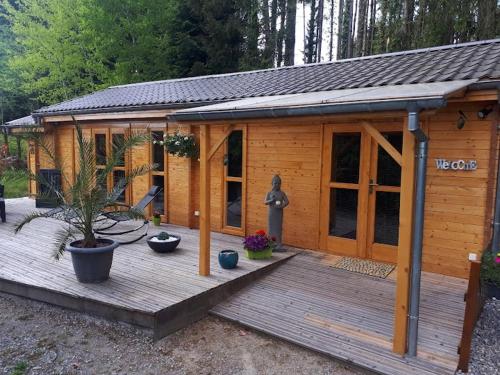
0;292;366;375
467;299;500;375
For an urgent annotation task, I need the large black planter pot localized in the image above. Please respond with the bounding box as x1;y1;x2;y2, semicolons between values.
146;234;181;253
66;239;119;283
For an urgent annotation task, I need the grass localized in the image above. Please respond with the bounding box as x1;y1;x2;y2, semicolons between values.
0;169;29;198
0;135;29;198
11;361;28;375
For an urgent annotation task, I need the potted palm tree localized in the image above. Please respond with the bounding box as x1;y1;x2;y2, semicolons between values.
15;123;153;283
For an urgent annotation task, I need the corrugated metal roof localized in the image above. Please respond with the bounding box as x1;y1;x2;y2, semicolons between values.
35;39;500;116
169;80;475;121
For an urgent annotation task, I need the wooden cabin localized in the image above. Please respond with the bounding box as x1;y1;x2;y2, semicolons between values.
27;40;499;285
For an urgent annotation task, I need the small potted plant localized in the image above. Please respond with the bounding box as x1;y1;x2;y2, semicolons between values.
147;231;181;253
481;250;500;299
15;123;152;283
243;230;275;260
152;210;162;226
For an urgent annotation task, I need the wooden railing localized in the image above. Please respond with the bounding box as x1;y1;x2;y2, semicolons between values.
457;260;485;373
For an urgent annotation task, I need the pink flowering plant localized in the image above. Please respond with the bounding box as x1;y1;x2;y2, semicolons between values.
243;230;276;252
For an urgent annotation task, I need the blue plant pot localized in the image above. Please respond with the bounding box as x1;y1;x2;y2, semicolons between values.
218;250;239;269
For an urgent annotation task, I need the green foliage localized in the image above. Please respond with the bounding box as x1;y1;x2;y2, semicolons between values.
16;122;153;257
0;168;28;198
89;0;179;84
157;231;170;240
5;0;112;104
160;131;198;159
0;2;34;123
481;250;500;287
11;361;28;375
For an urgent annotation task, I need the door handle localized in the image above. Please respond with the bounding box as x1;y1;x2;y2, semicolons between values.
369;179;378;193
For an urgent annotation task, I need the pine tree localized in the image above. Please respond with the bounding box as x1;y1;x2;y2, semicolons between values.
305;0;318;63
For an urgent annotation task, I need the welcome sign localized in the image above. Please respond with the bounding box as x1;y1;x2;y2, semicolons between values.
435;159;478;171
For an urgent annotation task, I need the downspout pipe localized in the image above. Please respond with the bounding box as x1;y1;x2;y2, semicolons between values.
407;108;428;357
492;147;500;254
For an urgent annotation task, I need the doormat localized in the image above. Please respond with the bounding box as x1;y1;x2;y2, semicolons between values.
331;257;395;278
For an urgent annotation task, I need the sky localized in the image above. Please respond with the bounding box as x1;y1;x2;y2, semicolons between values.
295;1;340;65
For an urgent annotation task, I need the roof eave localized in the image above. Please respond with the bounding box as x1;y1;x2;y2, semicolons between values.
32;100;232;119
169;97;448;122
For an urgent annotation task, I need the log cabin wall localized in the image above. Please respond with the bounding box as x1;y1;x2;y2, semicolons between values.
423;102;499;278
34;98;499;278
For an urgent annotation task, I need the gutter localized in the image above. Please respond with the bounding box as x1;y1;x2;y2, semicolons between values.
168;97;447;122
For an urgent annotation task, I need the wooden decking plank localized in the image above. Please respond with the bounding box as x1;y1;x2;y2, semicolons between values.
212;252;464;375
0;198;295;338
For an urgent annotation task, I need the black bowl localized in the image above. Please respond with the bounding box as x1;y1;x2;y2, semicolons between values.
147;234;181;253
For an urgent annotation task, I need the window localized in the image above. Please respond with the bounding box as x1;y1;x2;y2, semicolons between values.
151;130;166;216
224;130;244;230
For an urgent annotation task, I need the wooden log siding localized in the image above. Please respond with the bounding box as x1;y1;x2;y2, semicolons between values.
246;123;322;249
34;99;498;279
167;124;192;227
423;102;497;278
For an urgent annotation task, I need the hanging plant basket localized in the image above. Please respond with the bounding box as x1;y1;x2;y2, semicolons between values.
153;131;198;159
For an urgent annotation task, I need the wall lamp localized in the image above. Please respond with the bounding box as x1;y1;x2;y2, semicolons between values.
477;106;493;120
457;110;467;130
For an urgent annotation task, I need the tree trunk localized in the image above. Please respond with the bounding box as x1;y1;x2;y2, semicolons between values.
346;0;354;58
284;0;297;66
337;0;344;59
276;0;287;66
303;0;307;63
262;0;272;65
316;0;324;62
270;0;278;64
351;0;358;56
367;0;376;55
478;0;496;40
306;0;317;63
328;0;335;61
402;0;415;50
356;0;368;56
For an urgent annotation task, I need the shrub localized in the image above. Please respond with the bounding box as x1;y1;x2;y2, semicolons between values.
481;250;500;287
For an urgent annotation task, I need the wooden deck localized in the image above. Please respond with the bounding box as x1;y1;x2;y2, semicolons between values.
0;198;294;338
212;251;467;375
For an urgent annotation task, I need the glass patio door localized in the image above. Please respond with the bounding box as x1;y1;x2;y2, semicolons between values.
366;132;402;263
320;124;402;262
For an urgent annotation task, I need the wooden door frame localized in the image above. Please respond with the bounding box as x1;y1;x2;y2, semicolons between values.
91;127;131;205
366;130;403;263
221;125;247;236
319;122;403;260
149;126;168;221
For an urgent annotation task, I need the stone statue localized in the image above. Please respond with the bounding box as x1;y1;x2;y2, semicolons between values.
264;175;289;252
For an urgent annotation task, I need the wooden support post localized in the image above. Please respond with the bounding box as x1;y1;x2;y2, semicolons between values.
457;260;484;372
363;121;403;166
393;121;416;354
199;125;211;276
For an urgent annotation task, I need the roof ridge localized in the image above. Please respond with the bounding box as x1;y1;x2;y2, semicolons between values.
110;38;500;89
